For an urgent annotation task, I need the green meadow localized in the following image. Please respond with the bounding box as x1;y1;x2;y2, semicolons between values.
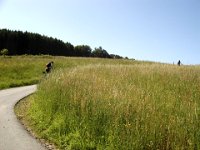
0;55;56;89
0;55;136;89
12;56;200;149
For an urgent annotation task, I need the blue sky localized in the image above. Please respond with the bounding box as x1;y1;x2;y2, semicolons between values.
0;0;199;64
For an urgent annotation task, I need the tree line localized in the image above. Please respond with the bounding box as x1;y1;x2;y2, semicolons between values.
0;29;125;59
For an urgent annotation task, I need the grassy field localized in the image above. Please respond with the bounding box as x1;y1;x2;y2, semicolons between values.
0;55;57;89
0;55;139;89
16;58;200;149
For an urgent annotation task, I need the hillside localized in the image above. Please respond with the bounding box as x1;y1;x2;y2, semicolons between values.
0;55;136;89
15;56;200;149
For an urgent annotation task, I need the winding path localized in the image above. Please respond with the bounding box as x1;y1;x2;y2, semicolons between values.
0;85;46;150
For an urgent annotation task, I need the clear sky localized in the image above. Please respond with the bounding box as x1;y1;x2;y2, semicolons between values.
0;0;199;64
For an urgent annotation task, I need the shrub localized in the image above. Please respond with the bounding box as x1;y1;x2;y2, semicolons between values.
0;48;9;57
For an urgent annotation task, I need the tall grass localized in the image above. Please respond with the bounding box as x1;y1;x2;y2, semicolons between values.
0;55;139;89
28;63;200;149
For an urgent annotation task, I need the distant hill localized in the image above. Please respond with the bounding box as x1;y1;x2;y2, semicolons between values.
0;29;124;59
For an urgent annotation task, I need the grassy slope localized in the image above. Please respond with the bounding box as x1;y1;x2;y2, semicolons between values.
0;55;53;89
0;55;138;89
23;60;200;149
